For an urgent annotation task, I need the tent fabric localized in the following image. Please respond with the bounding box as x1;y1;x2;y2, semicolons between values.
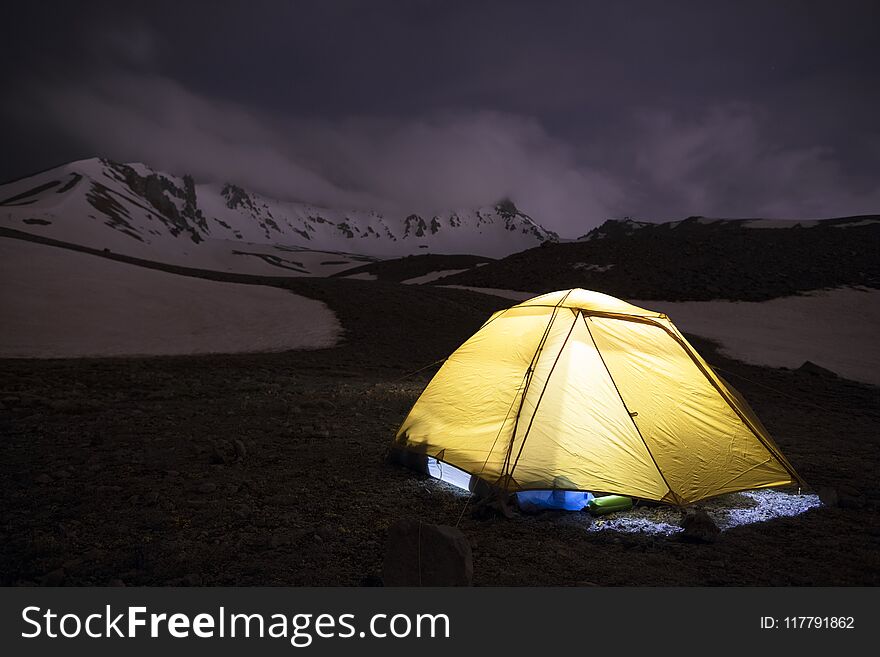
394;288;804;505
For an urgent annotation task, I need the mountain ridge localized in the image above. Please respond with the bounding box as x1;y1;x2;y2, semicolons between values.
0;158;558;265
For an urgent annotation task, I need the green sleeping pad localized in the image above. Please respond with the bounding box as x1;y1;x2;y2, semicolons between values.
588;495;634;515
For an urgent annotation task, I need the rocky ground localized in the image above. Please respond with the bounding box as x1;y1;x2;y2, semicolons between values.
1;255;879;585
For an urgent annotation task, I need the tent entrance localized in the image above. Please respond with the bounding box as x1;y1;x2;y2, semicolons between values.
426;456;595;512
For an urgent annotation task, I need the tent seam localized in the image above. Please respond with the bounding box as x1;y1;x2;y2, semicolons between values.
579;311;805;488
582;313;683;505
663;324;807;489
500;290;574;478
506;311;580;483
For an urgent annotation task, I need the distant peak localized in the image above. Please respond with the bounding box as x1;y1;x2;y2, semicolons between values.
495;197;520;218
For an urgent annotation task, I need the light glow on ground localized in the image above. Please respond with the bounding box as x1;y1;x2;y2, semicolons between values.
577;489;822;535
424;462;822;533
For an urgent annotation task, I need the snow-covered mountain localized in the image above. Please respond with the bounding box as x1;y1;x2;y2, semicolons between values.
0;158;558;275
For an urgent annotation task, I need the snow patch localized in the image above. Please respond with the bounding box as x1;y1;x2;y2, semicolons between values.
401;269;470;285
742;218;822;228
343;272;377;281
572;262;615;272
831;218;880;228
0;238;341;358
629;287;880;385
438;285;537;301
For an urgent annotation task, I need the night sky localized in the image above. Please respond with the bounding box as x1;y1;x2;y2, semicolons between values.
2;0;878;235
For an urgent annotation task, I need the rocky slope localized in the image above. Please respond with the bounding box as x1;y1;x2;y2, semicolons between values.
434;215;880;301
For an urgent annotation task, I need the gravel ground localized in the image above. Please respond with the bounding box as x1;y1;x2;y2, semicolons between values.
1;241;878;586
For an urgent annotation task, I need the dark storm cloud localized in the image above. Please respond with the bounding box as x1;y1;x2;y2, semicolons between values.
2;0;878;235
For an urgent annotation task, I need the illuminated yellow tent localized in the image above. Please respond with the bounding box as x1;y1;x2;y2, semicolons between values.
393;289;804;505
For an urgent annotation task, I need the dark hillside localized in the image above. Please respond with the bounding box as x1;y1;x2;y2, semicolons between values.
436;217;880;301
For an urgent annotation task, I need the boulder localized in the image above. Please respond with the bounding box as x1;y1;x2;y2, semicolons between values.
383;519;473;586
209;442;227;465
41;568;66;587
837;485;866;509
679;508;720;543
818;486;839;507
797;361;838;377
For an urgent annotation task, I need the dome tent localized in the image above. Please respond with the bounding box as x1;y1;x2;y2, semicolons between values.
392;289;804;506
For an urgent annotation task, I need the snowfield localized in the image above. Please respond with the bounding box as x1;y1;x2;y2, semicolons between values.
631;287;880;386
0;238;341;358
401;268;470;284
438;285;536;300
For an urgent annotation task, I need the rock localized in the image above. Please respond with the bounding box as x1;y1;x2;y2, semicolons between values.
679;509;720;543
471;494;516;520
35;474;52;484
181;573;202;586
62;558;83;571
107;578;126;587
797;361;838;377
316;525;336;541
838;485;866;509
268;530;301;548
818;486;839;507
196;482;217;494
210;442;226;465
383;519;473;586
233;439;247;460
83;548;107;562
48;399;101;413
42;568;66;587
